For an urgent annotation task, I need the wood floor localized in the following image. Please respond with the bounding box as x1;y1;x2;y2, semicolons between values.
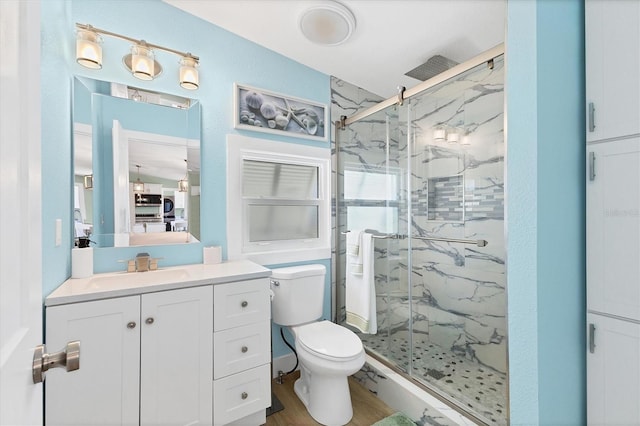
266;371;395;426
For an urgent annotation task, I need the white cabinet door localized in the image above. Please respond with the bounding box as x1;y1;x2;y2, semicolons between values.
587;313;640;425
586;0;640;142
586;138;640;320
140;286;213;426
45;296;141;426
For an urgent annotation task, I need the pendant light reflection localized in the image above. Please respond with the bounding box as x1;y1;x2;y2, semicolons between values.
76;28;102;69
133;165;145;193
178;160;189;192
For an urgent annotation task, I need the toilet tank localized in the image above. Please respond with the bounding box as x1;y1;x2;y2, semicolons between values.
270;264;326;326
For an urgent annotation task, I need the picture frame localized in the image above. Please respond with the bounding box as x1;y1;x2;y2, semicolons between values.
233;83;328;142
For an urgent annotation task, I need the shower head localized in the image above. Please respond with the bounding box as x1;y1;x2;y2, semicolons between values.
405;55;459;81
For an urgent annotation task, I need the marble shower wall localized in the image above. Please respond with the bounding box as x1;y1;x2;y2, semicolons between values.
406;58;506;374
331;56;506;375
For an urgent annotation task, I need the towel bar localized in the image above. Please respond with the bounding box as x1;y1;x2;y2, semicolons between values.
341;230;487;247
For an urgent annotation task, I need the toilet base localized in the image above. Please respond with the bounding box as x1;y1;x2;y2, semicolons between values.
293;366;354;426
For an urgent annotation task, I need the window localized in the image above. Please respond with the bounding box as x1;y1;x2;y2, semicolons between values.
227;134;330;264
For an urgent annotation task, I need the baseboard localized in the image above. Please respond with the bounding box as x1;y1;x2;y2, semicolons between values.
272;353;299;378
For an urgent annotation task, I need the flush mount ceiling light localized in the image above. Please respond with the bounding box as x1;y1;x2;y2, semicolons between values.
75;23;200;90
299;1;356;46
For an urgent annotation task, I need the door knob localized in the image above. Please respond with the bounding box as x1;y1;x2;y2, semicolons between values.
145;317;154;325
32;341;80;384
241;301;248;308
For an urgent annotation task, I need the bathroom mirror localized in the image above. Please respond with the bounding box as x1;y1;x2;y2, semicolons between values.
73;76;201;247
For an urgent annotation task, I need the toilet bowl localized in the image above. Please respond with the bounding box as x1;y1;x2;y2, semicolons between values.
270;265;365;425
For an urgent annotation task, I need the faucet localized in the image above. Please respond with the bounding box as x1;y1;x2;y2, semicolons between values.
135;253;151;272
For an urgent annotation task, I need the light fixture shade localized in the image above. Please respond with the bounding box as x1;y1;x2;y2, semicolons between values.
179;56;199;90
433;127;446;141
133;181;145;192
76;29;102;69
178;178;189;192
299;1;356;46
131;44;155;80
446;129;459;143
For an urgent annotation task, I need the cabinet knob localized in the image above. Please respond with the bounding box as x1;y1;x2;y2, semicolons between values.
241;392;248;400
145;317;154;325
127;321;136;329
241;301;248;308
241;346;248;353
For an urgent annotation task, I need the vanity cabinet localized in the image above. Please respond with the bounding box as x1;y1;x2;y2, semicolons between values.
44;262;273;426
45;285;213;426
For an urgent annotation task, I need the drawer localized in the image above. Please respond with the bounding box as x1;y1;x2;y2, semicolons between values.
214;279;270;331
214;320;271;379
213;364;271;425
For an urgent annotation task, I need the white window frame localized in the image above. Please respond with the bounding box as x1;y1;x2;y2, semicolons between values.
227;134;331;264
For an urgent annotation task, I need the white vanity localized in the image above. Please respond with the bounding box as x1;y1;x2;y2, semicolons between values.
44;260;272;426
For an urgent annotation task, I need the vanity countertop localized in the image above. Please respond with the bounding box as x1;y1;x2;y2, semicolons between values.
46;259;272;307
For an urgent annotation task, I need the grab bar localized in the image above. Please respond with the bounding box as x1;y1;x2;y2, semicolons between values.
340;230;404;240
412;235;488;247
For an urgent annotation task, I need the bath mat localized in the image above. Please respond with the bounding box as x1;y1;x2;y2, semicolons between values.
373;412;418;426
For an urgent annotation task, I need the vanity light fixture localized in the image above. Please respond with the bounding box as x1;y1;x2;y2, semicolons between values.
433;126;446;141
446;128;459;143
75;23;200;90
133;165;145;193
178;160;189;193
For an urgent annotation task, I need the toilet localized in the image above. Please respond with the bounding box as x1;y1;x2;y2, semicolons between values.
270;264;365;426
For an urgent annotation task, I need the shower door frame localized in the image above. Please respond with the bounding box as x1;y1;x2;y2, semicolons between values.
334;43;507;426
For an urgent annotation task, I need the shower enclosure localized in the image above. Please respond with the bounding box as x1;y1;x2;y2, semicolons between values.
336;49;506;424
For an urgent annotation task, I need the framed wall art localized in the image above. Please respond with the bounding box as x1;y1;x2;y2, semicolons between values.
233;83;328;142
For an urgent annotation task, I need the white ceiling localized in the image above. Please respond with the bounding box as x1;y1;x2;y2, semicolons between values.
165;0;506;98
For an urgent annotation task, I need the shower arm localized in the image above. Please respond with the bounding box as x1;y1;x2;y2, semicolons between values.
341;230;487;247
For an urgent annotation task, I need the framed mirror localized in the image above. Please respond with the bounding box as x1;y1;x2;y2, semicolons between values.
73;76;201;247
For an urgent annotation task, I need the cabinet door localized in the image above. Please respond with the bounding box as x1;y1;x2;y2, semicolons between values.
140;286;213;426
587;313;640;425
586;138;640;320
586;0;640;142
45;296;140;426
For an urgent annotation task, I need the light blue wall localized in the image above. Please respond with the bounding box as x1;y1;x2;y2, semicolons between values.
506;0;585;423
41;0;331;358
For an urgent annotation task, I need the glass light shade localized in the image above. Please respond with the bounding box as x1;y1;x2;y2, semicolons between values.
178;178;189;192
133;180;144;192
447;129;459;143
76;29;102;69
433;127;446;141
461;132;471;145
131;44;155;80
179;56;199;90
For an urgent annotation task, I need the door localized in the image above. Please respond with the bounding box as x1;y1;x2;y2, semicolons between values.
587;313;640;425
585;0;640;142
140;286;213;426
45;297;141;426
586;138;640;321
0;1;43;425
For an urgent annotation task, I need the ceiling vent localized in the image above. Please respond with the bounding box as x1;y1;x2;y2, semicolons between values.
405;55;459;81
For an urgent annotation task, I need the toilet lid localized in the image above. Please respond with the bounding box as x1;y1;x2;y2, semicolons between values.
295;321;363;359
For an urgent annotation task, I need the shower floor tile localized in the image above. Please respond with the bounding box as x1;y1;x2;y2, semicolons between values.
360;333;507;424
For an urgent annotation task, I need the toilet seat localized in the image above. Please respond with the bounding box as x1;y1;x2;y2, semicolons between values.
293;320;363;361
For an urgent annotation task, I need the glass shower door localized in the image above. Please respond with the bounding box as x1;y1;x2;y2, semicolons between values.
406;57;506;423
337;105;411;372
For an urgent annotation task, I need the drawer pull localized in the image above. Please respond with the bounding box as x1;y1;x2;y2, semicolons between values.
145;317;154;325
241;346;248;353
241;392;248;400
241;301;248;308
127;321;136;329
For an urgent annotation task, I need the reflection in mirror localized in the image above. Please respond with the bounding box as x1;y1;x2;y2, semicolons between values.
73;77;201;247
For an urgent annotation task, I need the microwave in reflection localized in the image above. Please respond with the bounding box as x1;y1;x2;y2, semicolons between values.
135;193;162;206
